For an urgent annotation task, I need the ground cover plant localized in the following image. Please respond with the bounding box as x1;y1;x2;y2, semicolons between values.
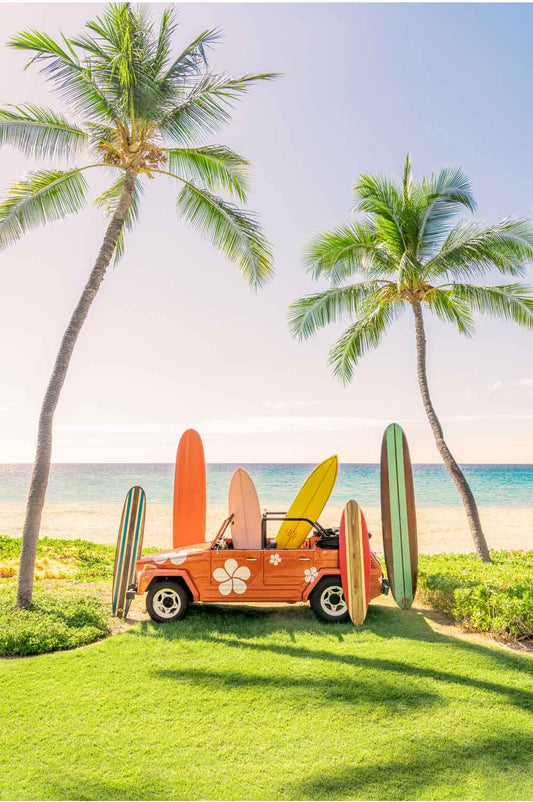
0;536;156;581
0;602;532;800
0;584;108;657
0;536;117;581
419;550;533;641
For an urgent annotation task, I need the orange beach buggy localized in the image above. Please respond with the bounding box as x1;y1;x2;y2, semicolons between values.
133;512;388;623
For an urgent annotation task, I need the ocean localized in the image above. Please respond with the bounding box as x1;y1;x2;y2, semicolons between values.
0;463;532;508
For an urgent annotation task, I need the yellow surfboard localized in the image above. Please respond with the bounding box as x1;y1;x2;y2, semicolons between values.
276;456;338;549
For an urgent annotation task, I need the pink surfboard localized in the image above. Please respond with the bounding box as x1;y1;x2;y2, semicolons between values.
173;429;206;549
228;469;262;550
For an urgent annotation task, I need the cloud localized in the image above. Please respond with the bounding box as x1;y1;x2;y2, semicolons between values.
201;416;393;435
262;399;318;411
489;378;533;395
57;415;394;437
55;411;533;439
445;413;533;423
56;422;183;435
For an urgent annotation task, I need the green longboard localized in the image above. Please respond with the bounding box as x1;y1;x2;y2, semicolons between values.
380;423;418;609
112;486;146;618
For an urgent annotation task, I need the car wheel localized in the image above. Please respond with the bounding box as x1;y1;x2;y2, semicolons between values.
146;580;190;623
309;576;350;623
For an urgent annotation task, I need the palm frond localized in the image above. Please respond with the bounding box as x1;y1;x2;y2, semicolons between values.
8;29;118;122
84;122;116;142
425;219;533;280
0;166;95;248
163;28;221;82
425;288;475;336
0;104;88;159
417;166;476;259
288;281;387;340
78;4;169;122
175;180;273;288
84;122;120;160
304;222;395;285
159;72;279;144
94;173;143;263
449;282;533;329
353;172;406;257
402;152;413;200
329;300;403;383
83;4;143;88
152;7;178;75
167;146;249;200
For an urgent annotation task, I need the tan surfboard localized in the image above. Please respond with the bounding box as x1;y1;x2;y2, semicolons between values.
228;468;262;549
339;500;371;626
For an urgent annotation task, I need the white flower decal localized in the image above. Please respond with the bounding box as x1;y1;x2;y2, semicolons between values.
213;558;251;596
269;553;281;566
304;566;319;583
153;548;202;566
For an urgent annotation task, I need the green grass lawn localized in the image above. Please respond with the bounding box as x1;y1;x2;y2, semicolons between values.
1;601;532;801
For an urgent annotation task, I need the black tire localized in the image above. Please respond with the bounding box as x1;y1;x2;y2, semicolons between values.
309;576;350;623
146;580;190;623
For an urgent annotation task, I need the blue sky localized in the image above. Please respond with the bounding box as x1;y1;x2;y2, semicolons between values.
1;2;533;463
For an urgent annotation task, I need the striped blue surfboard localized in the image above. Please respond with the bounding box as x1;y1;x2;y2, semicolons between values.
112;486;146;618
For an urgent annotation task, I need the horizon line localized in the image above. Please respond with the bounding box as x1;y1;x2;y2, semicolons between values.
2;461;533;467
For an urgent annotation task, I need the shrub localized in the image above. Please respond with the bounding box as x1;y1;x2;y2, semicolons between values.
418;550;533;641
0;585;109;657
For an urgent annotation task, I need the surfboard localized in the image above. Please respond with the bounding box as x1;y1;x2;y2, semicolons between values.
112;486;146;618
228;468;262;550
339;500;371;626
380;422;418;609
173;429;206;549
276;456;338;549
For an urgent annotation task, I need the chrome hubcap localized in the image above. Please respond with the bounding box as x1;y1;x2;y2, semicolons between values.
321;585;347;616
153;588;181;619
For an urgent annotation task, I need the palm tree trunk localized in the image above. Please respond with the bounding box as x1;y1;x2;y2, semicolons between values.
412;300;491;562
16;171;136;608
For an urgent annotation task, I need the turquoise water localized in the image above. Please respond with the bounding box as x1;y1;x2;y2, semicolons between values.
0;463;532;507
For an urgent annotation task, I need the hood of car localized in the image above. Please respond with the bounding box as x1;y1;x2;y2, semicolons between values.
138;542;209;566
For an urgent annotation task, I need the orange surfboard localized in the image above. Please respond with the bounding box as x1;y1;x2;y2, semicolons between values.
173;429;206;549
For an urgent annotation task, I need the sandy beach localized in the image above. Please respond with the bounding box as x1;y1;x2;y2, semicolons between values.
1;503;531;554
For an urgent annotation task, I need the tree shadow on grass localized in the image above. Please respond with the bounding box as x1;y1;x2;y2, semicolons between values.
32;772;170;802
288;730;533;801
30;730;533;802
134;598;413;640
132;600;533;669
153;662;441;714
129;602;533;713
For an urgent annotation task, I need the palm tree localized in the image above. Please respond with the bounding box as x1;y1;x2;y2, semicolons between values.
1;3;277;608
289;155;533;562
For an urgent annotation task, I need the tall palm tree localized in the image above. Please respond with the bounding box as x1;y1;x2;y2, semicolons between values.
289;155;533;562
1;3;276;608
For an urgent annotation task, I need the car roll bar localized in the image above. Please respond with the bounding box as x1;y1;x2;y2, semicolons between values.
261;511;329;548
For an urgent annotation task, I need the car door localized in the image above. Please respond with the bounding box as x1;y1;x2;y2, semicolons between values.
207;549;263;601
263;547;316;587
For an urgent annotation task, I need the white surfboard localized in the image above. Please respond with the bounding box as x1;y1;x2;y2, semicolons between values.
228;469;262;550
